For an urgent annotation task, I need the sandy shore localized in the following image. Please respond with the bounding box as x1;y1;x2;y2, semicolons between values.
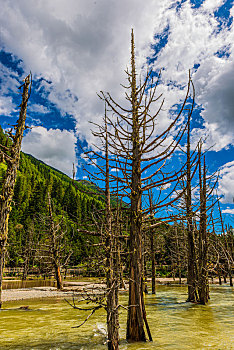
2;277;227;302
2;281;106;302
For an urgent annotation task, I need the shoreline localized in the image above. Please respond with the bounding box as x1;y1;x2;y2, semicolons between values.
2;277;231;303
1;281;106;302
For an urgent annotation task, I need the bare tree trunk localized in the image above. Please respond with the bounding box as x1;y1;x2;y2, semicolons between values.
218;264;222;285
22;257;29;281
100;27;193;342
198;151;209;304
127;166;146;340
151;231;156;294
224;232;233;287
126;30;150;342
0;75;31;308
48;194;63;290
229;272;233;287
118;241;125;290
104;111;119;350
186;116;198;302
143;234;148;294
175;225;182;285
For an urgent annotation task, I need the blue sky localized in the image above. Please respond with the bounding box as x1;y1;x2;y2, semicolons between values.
0;0;234;227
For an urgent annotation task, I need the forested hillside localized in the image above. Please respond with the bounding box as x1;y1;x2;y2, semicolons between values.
0;126;104;268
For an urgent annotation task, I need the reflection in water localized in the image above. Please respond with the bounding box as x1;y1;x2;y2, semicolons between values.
0;285;233;349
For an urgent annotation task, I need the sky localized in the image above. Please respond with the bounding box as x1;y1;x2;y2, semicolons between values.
0;0;234;226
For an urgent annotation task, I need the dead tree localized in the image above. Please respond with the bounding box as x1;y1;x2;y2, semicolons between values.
47;194;64;290
166;222;186;284
36;194;72;290
76;107;121;349
197;145;209;304
185;113;199;302
183;131;218;303
174;223;183;284
21;221;37;280
217;204;233;287
100;29;194;342
0;74;31;308
104;112;119;350
147;188;156;294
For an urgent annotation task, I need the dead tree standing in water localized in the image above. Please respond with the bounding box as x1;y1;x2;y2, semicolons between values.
185;112;198;302
197;145;209;304
0;74;31;308
103;112;119;350
76;107;120;349
101;30;193;342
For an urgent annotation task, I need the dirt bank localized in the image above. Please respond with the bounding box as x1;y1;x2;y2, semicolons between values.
2;281;106;302
2;277;228;302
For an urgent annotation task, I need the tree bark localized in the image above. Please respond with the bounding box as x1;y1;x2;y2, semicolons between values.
151;232;156;294
126;30;149;342
104;111;119;350
198;152;209;304
186;116;198;302
48;194;63;290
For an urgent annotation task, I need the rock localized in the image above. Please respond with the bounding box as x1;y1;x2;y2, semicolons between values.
19;306;29;310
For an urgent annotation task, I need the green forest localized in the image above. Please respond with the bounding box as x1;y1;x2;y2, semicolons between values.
0;125;106;271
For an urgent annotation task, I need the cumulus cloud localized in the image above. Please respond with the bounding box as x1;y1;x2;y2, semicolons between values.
222;208;234;214
0;0;168;144
150;1;234;151
0;0;234;175
0;62;19;116
193;58;234;150
22;126;76;176
218;160;234;204
28;103;50;114
0;95;15;116
0;1;232;143
191;121;234;151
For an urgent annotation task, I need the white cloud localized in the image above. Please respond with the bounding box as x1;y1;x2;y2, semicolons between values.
0;0;169;144
161;183;171;190
22;126;76;176
149;1;234;151
0;62;19;116
0;95;15;116
28;103;50;114
191;121;234;151
222;208;234;214
0;0;233;163
218;160;234;204
202;0;226;11
111;168;120;172
193;59;234;150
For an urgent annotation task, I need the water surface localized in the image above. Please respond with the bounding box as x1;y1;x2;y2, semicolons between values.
0;285;233;349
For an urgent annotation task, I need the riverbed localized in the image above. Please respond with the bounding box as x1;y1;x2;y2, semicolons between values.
0;284;233;349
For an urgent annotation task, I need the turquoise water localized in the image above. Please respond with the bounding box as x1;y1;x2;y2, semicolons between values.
0;285;233;349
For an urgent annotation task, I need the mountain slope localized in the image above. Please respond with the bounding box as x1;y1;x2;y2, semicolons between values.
0;126;104;267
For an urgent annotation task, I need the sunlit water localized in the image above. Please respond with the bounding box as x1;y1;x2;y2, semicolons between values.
0;285;233;349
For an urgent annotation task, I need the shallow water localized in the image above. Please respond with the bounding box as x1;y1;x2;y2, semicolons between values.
0;285;233;349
